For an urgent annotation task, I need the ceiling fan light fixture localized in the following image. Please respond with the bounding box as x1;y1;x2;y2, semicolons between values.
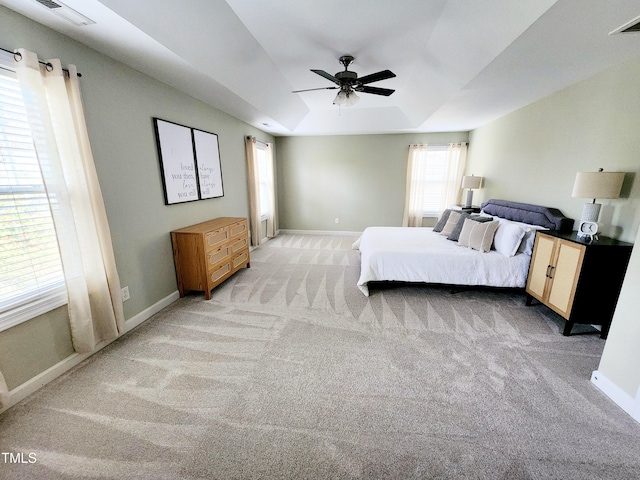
346;90;359;106
305;55;394;107
333;90;347;106
333;89;359;107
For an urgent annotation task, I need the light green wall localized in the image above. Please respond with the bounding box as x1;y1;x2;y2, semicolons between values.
466;56;640;244
598;226;640;398
276;132;469;231
0;306;72;390
466;56;640;404
0;7;272;391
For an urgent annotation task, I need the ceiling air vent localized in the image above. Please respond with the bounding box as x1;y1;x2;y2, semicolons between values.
32;0;96;26
610;15;640;35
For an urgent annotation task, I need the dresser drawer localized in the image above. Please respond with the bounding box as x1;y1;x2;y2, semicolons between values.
232;250;249;271
229;220;248;239
205;228;229;251
206;245;230;270
230;237;248;254
209;261;231;285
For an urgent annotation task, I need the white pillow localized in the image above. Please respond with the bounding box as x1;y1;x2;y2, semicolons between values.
516;230;536;255
483;216;549;256
493;221;526;257
505;221;548;255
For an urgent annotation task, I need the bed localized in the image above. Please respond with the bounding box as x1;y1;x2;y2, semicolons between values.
353;199;574;296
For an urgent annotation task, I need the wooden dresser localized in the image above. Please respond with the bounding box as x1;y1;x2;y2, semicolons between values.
525;230;632;339
171;217;250;299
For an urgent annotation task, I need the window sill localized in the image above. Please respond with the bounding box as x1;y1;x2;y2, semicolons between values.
0;284;68;333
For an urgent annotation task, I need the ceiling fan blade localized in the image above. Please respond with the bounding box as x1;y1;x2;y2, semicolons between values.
357;85;395;96
292;86;339;93
311;69;340;85
357;70;396;85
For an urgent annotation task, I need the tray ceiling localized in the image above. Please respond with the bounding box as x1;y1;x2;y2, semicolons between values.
2;0;640;136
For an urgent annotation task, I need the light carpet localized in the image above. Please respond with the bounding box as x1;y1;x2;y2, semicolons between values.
1;233;639;479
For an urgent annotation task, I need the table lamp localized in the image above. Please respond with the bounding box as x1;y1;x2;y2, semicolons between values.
461;175;483;208
571;168;624;237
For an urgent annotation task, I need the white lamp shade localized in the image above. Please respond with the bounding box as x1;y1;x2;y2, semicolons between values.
333;89;359;107
333;91;347;105
572;171;624;199
461;175;482;189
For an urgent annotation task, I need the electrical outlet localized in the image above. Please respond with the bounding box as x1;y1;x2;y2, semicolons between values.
335;217;339;224
121;286;130;302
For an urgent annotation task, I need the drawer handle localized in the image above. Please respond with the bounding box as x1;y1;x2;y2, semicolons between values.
546;265;555;279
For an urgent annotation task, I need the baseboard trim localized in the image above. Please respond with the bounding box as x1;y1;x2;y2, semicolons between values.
279;229;363;236
1;290;180;414
125;290;180;333
591;370;640;424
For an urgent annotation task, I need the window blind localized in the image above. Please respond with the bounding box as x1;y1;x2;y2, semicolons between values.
0;55;66;330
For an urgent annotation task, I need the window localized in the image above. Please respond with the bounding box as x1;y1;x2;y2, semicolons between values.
403;143;467;227
0;52;66;332
411;144;466;215
413;145;449;214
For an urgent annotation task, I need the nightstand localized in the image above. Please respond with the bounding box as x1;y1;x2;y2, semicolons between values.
525;230;632;339
451;205;481;214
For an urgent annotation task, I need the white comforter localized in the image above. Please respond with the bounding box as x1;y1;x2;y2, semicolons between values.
354;226;530;296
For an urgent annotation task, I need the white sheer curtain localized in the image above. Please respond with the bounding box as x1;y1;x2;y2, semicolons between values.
264;142;276;239
402;143;468;227
245;136;262;246
402;144;428;227
14;49;124;353
245;137;276;246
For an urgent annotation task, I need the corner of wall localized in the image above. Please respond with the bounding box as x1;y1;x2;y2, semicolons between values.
591;370;640;424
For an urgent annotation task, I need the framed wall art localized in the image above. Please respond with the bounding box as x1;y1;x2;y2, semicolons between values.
153;118;224;205
193;128;224;200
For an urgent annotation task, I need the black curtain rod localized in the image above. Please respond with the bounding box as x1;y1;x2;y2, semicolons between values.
0;46;82;77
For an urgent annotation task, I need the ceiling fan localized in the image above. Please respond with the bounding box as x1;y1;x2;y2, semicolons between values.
292;55;396;106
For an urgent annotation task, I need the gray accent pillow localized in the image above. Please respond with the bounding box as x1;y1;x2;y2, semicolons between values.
432;209;452;233
446;214;493;241
446;212;471;240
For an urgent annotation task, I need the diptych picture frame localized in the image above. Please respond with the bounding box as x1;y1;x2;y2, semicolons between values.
153;118;224;205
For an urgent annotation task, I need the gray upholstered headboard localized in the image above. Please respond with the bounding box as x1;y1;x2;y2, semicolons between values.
480;199;574;232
